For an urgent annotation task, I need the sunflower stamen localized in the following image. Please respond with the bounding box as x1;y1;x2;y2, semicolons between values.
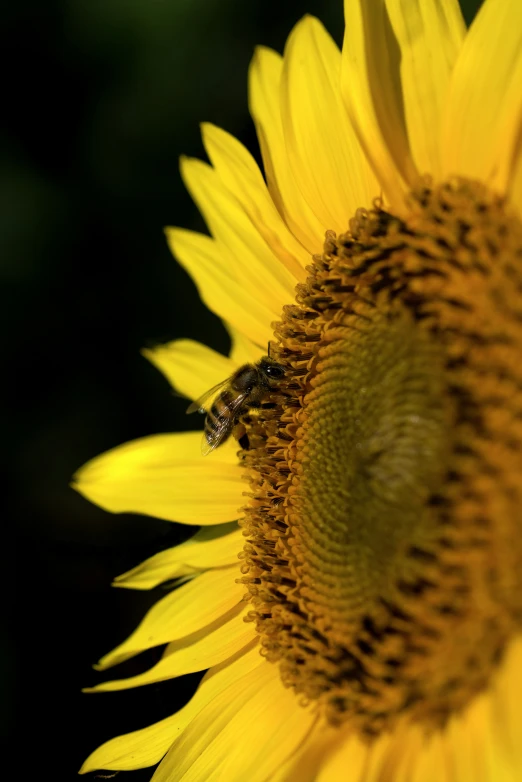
239;178;522;736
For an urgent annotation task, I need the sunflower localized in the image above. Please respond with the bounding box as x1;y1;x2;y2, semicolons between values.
75;0;522;779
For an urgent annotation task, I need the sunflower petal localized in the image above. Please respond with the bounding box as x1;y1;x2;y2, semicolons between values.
444;636;522;782
367;726;422;781
269;721;338;782
166;227;273;348
316;733;371;781
152;655;314;782
341;0;417;207
384;0;466;178
81;641;262;775
143;339;233;404
201;123;308;281
72;432;244;526
447;696;501;781
226;324;265;366
213;673;314;782
318;726;417;782
180;156;295;308
410;732;449;782
79;713;184;774
281;16;380;233
145;319;266;389
248;46;326;253
441;0;522;195
146;644;263;780
85;604;255;690
113;523;242;590
95;566;245;669
491;637;522;770
113;548;191;590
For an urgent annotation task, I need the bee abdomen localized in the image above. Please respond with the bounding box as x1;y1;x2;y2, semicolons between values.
209;390;235;420
204;390;237;443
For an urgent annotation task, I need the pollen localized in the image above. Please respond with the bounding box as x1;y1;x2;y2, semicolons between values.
238;178;522;736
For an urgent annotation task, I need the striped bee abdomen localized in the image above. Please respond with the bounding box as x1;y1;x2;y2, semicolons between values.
204;389;238;448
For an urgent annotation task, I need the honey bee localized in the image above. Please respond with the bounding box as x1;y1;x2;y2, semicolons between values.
186;355;286;455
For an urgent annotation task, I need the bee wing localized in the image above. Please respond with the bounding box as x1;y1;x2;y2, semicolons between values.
186;378;230;415
201;390;249;455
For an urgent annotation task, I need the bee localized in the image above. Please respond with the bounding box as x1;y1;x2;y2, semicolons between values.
186;355;286;455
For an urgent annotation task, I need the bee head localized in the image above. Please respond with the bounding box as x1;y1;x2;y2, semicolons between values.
259;357;286;381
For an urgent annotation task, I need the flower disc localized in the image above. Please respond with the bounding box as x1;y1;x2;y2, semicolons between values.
239;178;522;736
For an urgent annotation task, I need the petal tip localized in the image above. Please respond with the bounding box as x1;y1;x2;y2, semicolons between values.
287;13;324;41
250;44;280;69
200;120;217;137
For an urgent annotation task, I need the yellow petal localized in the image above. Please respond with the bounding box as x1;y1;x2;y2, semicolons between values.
143;339;233;404
367;726;422;781
247;46;285;219
201;123;308;281
491;636;522;770
410;731;449;782
341;0;417;207
72;432;244;526
166;227;273;347
144;334;267;408
114;522;241;590
248;46;326;254
407;637;522;782
213;672;314;782
269;720;339;782
318;723;422;782
447;696;499;781
85;604;255;690
225;324;265;366
153;655;314;782
444;635;522;782
384;0;466;179
316;733;371;781
95;566;245;669
281;16;379;233
81;641;262;775
79;712;184;774
180;156;295;308
441;0;522;195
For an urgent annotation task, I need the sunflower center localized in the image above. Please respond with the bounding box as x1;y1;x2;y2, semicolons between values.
298;310;450;627
238;178;522;736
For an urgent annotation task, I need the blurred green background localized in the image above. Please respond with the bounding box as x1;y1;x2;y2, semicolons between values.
6;0;482;778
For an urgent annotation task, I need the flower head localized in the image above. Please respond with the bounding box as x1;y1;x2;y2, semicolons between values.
75;0;522;779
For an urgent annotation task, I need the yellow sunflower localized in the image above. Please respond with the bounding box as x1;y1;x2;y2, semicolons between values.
75;0;522;779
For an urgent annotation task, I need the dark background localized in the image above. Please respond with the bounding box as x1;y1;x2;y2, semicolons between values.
5;0;481;779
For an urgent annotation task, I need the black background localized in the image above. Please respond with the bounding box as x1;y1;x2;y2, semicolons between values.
5;0;481;779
